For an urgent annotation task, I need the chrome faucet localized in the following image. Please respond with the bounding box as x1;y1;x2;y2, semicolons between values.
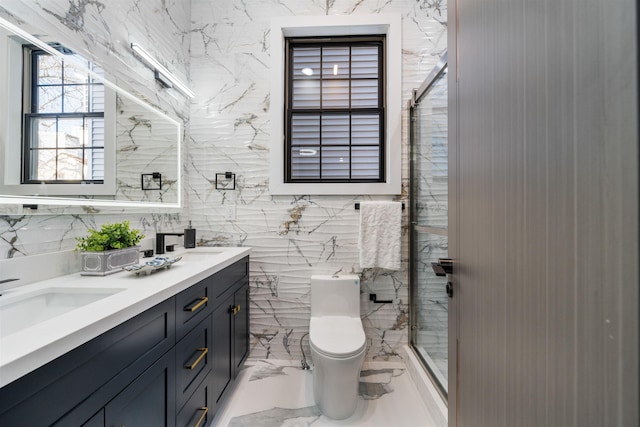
155;232;184;255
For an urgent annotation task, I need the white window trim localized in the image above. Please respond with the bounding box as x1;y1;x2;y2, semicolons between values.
0;33;116;197
269;14;402;195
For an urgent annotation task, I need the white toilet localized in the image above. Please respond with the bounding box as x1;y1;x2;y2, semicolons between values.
309;274;366;420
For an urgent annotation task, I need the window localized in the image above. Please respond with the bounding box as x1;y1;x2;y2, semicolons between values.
285;36;385;183
270;14;402;195
23;48;105;184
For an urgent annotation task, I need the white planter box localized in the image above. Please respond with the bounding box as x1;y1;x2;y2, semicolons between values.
80;246;140;276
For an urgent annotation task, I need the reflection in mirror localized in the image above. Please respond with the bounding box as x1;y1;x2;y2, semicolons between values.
0;13;181;210
24;49;106;184
114;94;180;205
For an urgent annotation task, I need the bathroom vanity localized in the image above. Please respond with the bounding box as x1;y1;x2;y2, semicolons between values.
0;247;250;427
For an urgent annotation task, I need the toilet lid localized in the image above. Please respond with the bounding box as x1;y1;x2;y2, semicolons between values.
309;316;366;358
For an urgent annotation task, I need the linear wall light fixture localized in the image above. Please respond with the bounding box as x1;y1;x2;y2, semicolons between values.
130;42;195;98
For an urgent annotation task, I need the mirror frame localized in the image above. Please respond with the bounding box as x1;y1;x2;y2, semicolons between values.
0;14;182;210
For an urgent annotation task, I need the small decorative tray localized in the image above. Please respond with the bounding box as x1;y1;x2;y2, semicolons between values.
123;256;182;276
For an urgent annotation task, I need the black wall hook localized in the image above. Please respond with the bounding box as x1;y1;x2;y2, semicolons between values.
355;202;405;210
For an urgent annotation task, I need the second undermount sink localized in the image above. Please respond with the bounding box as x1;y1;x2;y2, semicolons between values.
180;247;231;262
0;287;125;338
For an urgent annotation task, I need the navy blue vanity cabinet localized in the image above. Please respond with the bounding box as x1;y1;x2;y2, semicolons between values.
0;298;175;427
0;255;250;427
175;255;249;422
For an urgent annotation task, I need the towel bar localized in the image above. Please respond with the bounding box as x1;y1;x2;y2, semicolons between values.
355;202;405;210
369;293;393;304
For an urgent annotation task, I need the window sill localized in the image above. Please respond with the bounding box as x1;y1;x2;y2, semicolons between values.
269;181;399;196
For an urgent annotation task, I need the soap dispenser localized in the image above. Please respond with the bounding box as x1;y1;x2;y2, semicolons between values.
184;221;196;248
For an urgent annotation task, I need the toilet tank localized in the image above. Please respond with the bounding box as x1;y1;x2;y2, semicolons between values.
311;275;360;317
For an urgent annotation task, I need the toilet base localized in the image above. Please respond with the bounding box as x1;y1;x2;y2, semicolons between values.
310;345;366;420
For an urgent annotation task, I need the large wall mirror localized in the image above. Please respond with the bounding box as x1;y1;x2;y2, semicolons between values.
0;8;182;212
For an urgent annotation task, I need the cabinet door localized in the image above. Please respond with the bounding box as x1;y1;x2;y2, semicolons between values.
210;296;232;405
105;349;176;427
1;299;175;427
232;281;249;375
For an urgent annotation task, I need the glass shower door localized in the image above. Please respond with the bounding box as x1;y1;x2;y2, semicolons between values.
409;57;448;397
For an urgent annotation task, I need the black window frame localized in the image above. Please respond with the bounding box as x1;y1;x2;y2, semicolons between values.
284;35;386;184
21;47;105;185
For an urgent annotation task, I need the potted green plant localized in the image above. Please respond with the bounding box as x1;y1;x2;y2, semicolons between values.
76;220;145;276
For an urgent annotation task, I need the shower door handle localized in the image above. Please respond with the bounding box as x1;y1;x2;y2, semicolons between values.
431;258;453;276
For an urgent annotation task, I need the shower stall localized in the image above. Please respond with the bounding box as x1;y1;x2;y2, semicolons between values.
409;52;449;398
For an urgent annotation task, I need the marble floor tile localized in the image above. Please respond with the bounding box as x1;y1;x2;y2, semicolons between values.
211;360;440;427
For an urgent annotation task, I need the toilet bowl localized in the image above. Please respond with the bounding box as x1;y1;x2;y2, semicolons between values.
309;275;366;420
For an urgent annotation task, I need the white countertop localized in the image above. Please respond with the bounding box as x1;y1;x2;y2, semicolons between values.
0;246;251;388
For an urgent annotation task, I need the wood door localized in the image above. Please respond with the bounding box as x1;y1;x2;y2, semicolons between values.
449;0;639;425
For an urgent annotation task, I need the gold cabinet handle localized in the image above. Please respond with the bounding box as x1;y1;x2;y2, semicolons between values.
194;406;209;427
184;296;208;312
230;304;241;315
184;347;209;370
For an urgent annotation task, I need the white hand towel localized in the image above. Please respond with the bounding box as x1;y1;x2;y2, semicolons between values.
358;201;402;270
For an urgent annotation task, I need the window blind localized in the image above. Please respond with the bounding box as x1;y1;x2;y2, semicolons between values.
286;37;384;182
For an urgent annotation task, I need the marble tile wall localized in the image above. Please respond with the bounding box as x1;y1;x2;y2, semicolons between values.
0;0;191;111
0;0;447;364
188;0;447;361
115;95;181;205
0;0;191;257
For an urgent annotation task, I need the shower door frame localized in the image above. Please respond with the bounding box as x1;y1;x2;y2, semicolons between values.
408;51;449;401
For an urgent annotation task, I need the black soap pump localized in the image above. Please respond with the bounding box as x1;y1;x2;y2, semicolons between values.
184;221;196;248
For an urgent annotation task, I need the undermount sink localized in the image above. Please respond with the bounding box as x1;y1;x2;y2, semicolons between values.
180;247;230;261
0;287;125;338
